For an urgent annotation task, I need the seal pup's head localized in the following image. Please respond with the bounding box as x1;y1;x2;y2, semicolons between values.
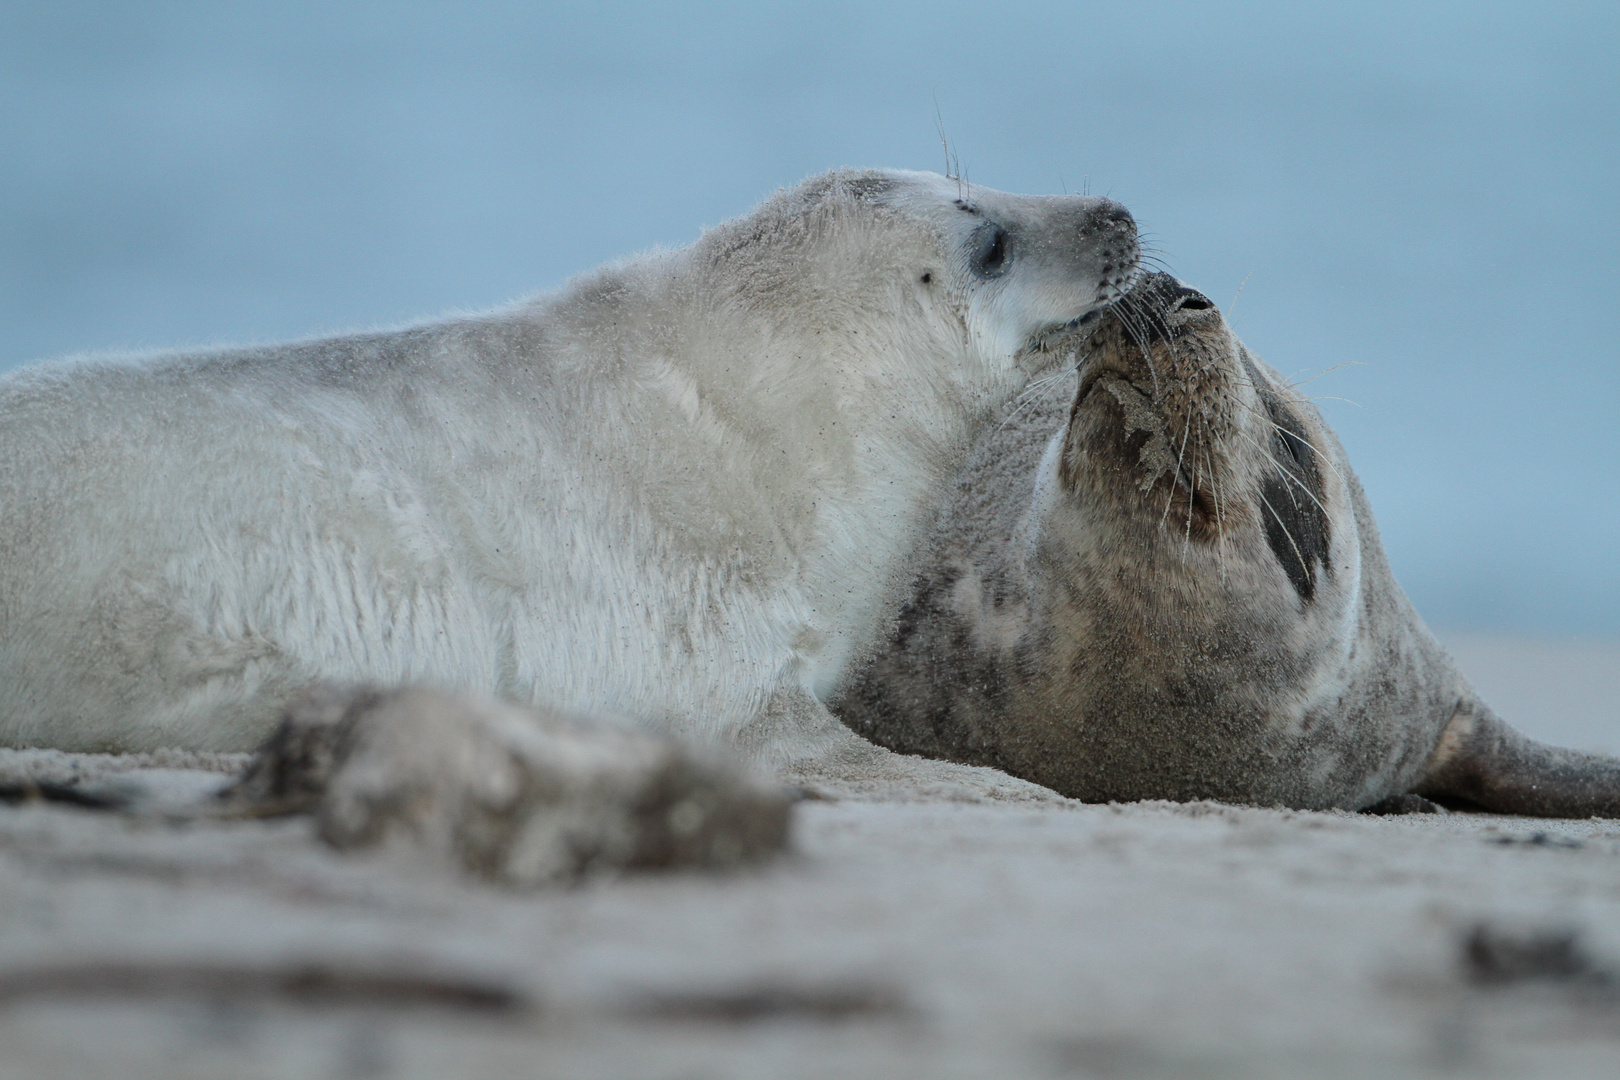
683;169;1140;426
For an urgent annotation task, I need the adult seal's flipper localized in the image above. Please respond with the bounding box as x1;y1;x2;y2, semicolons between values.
1415;701;1620;818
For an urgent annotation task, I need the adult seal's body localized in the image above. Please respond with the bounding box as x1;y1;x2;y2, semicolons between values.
0;168;1137;794
836;272;1620;816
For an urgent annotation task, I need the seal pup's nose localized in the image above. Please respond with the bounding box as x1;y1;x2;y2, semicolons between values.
1078;200;1136;238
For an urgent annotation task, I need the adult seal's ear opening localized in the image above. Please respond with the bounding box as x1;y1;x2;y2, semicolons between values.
837;270;1620;817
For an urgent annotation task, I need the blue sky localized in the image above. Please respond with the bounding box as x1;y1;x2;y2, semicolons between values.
2;1;1616;634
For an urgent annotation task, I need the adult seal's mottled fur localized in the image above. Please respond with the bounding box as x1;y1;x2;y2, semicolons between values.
0;169;1136;797
835;272;1620;816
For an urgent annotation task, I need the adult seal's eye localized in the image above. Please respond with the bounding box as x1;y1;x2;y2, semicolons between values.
971;223;1010;278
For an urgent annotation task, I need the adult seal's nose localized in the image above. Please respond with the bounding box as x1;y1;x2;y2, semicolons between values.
1099;272;1217;344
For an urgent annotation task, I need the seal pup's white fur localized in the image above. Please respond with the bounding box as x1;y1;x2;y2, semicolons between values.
0;168;1136;792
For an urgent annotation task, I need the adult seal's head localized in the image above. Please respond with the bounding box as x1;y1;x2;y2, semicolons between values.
1057;271;1344;620
837;271;1620;816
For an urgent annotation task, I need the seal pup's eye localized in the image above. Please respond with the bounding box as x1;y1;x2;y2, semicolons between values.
971;224;1010;278
920;272;932;284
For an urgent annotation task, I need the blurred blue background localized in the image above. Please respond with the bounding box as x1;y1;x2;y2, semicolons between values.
2;1;1615;636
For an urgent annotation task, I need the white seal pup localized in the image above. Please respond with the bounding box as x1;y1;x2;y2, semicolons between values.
0;168;1138;795
835;272;1620;816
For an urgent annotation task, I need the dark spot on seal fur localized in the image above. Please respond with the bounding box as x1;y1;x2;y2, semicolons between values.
889;566;960;650
1247;358;1330;601
841;564;1013;769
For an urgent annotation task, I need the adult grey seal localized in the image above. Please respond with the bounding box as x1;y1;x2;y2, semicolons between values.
835;272;1620;816
0;168;1136;797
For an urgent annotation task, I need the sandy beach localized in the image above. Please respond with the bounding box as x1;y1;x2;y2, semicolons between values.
3;5;1617;1076
1;632;1617;1080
